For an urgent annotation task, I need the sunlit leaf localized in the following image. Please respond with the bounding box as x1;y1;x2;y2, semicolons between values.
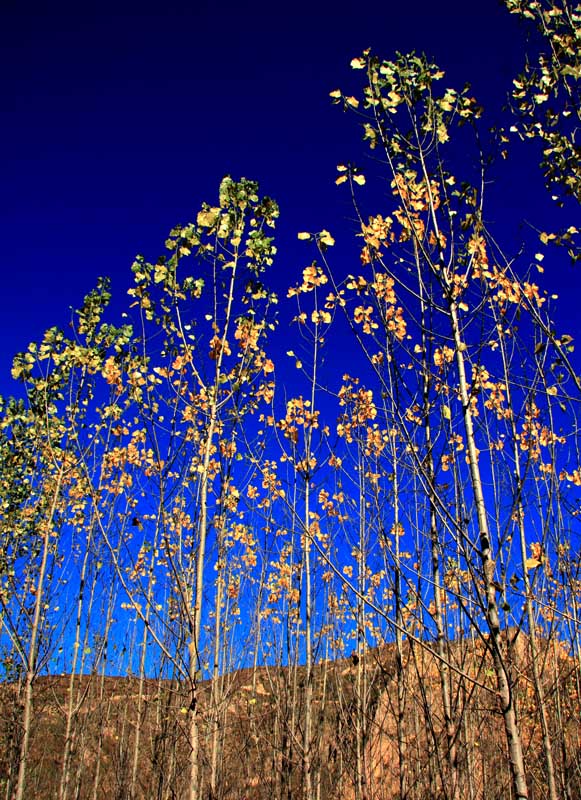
197;208;220;227
319;230;335;247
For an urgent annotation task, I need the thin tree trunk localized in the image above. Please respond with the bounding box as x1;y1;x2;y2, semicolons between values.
449;300;528;800
15;467;63;800
303;471;314;800
209;537;226;800
552;637;572;800
130;513;163;800
393;466;407;800
188;243;239;800
418;266;458;800
59;522;100;800
189;411;217;800
512;426;558;800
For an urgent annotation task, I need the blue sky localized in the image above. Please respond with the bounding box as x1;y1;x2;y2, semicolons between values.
3;0;581;682
1;0;576;391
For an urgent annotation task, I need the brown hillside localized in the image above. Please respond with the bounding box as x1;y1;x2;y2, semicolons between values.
1;632;579;799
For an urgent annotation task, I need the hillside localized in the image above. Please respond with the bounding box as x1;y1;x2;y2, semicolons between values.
1;632;579;799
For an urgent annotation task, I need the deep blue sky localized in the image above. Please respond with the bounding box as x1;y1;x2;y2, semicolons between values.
1;0;575;390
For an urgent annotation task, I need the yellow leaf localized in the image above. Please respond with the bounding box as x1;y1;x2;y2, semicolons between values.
525;557;541;570
197;208;220;227
336;164;348;172
350;57;366;69
319;230;335;247
345;96;360;108
335;175;348;185
442;405;451;420
329;89;342;99
297;232;311;240
353;174;366;186
539;231;556;244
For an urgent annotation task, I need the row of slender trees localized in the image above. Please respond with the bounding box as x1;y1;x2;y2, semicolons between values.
1;1;581;798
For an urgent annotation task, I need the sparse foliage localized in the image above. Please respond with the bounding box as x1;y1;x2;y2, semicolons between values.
1;8;581;800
